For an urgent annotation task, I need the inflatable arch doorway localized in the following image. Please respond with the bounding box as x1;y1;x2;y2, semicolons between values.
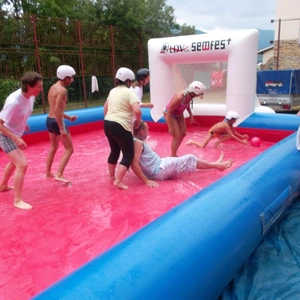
148;29;274;124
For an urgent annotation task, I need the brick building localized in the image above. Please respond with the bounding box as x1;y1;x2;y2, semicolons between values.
265;0;300;70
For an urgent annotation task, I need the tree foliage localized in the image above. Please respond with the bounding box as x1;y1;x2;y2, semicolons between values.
1;0;195;36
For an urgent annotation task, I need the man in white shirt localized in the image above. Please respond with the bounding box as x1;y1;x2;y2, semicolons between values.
0;71;43;209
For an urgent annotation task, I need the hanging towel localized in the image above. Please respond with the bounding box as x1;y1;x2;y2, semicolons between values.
91;75;99;93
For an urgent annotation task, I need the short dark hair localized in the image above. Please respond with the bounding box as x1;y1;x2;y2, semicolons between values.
21;71;43;92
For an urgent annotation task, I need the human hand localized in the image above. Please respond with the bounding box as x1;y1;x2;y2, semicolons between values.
70;115;78;122
60;128;67;136
190;119;200;126
15;137;27;150
146;180;159;188
24;124;30;132
189;116;194;124
133;119;141;129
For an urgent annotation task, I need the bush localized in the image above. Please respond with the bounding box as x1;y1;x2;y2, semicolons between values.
0;79;20;110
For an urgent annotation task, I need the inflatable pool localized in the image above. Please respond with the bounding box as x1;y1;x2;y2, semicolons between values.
3;29;296;299
26;106;300;300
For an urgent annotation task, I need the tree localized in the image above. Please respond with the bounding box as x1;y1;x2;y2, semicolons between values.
177;23;196;36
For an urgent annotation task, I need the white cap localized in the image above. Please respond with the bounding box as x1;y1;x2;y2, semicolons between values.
226;111;239;120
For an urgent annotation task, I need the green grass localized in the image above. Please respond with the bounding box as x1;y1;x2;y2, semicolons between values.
32;99;105;115
32;93;151;115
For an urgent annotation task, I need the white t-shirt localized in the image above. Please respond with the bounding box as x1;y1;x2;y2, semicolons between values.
130;86;143;103
0;89;35;137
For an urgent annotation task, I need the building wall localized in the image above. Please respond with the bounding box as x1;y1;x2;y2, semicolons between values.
262;48;274;64
272;0;300;69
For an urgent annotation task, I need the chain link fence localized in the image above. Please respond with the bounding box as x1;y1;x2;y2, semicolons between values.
0;14;150;112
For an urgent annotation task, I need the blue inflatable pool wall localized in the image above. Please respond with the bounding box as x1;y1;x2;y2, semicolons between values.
30;108;300;300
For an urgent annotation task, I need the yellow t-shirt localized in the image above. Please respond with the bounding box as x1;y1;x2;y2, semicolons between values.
105;85;139;132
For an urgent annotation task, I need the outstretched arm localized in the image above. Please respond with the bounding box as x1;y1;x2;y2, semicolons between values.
230;129;249;145
232;129;249;140
131;140;159;188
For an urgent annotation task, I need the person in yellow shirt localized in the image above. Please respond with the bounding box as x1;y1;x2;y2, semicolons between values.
104;67;142;190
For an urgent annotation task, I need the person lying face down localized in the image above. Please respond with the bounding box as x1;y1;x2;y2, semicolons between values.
131;121;233;188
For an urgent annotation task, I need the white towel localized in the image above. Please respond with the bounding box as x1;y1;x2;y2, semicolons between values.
297;125;300;150
91;76;99;93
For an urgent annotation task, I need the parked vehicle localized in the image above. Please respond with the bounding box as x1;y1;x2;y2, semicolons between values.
257;69;300;112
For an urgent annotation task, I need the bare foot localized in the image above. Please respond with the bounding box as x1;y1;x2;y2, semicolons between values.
217;158;233;171
0;185;14;192
55;175;72;185
113;180;128;190
14;200;33;210
109;176;115;181
214;142;221;148
45;173;54;179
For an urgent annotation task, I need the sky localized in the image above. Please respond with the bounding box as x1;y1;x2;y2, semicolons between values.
166;0;277;33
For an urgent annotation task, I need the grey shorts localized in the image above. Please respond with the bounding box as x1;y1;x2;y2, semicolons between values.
0;134;18;153
152;154;197;180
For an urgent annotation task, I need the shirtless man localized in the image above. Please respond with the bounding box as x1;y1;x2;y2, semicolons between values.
45;65;77;184
186;111;249;149
131;121;233;188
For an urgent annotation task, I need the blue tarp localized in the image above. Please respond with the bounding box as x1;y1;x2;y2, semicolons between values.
220;196;300;299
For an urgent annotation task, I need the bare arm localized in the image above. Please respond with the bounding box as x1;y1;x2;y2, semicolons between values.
54;89;67;130
186;105;194;123
132;102;142;129
230;129;249;145
140;103;154;109
0;120;27;149
104;100;108;116
131;140;159;188
63;113;78;122
232;129;249;140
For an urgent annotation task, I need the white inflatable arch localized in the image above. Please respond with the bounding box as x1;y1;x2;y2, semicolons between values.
148;29;273;123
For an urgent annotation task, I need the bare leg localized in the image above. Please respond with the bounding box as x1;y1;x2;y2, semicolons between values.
0;161;15;191
196;152;233;171
186;140;204;148
187;133;213;149
108;163;116;180
215;135;231;148
45;132;59;178
7;149;32;209
55;133;73;183
165;112;186;157
114;164;129;190
172;115;186;156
